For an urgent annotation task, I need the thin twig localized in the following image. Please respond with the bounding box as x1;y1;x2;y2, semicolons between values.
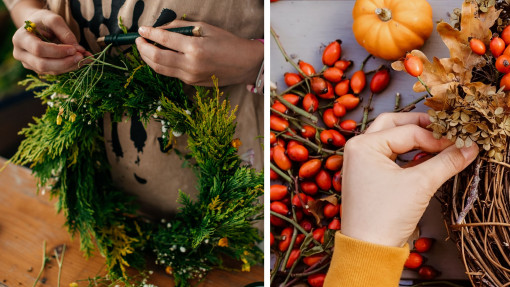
360;54;372;71
55;244;66;287
32;240;49;287
280;134;343;156
290;261;330;278
394;94;428;113
271;26;309;79
361;93;374;131
394;92;401;111
280;225;298;272
360;94;428;127
451;222;510;228
277;79;306;97
270;254;283;285
273;93;318;123
270;107;299;122
456;159;482;224
285;253;332;286
485;158;510;169
270;211;325;249
417;76;434;97
270;163;292;183
280;206;299;276
410;281;466;287
281;255;301;287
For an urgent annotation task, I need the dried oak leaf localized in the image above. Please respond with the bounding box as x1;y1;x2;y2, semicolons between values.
307;194;338;225
392;50;460;110
436;1;499;75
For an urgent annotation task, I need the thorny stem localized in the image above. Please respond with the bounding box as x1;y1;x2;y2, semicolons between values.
271;26;310;79
290;119;324;133
361;93;374;131
32;240;49;287
280;205;300;277
270;107;299;122
318;102;334;110
292;175;307;209
455;159;482;224
289;119;304;132
394;93;401;111
271;163;292;183
282;255;301;287
280;222;298;272
285;253;332;286
360;94;428;127
394;94;428;112
270;211;325;249
273;93;318;123
55;244;66;287
278;79;307;97
290;261;330;278
417;76;434;97
280;133;343;156
292;90;306;97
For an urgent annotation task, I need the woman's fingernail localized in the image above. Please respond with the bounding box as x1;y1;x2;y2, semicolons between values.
74;54;83;63
139;26;148;35
73;44;85;52
67;48;76;55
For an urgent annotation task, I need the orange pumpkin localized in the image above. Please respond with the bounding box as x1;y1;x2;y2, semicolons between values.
352;0;433;60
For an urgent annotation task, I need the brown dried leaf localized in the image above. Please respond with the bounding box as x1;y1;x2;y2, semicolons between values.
307;199;322;225
391;60;405;72
319;195;338;205
307;195;339;224
424;82;458;110
478;6;501;34
435;2;499;81
410;52;451;91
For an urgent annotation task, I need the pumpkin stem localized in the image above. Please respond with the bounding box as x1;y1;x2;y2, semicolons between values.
375;8;392;22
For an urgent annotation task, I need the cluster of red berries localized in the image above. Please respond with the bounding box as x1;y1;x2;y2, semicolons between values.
469;25;510;90
404;237;439;280
271;38;392;287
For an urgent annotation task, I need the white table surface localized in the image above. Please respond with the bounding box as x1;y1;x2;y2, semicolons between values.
270;0;468;281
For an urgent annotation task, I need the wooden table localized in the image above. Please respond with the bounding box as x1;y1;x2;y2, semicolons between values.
0;157;263;286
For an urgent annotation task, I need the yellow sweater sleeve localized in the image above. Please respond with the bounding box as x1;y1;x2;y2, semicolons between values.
324;232;410;287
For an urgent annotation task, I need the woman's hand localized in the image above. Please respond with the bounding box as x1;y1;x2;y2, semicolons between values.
12;8;92;75
135;19;263;87
341;112;479;247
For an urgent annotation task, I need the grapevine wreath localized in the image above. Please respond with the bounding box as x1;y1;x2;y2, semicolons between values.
7;22;263;286
392;1;510;285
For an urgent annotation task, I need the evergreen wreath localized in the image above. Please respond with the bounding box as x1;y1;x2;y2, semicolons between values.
7;21;263;286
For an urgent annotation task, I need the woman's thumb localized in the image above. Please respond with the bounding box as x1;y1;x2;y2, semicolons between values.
411;144;479;193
